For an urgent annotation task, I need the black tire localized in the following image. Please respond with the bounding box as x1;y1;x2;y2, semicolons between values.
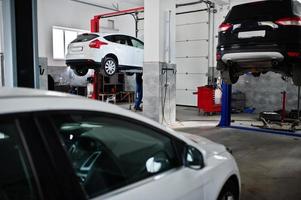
259;111;281;121
103;57;117;76
221;69;239;84
217;181;239;200
73;67;89;77
292;64;301;86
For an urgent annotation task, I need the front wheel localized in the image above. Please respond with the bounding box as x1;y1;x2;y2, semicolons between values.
103;57;117;76
217;182;239;200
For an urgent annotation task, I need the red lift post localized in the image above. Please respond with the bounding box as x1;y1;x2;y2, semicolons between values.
90;7;144;100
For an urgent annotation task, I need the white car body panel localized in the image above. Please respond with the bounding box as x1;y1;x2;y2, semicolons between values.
0;87;240;200
66;33;143;68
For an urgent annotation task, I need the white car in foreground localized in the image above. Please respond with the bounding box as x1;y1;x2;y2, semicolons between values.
0;88;240;200
66;33;144;76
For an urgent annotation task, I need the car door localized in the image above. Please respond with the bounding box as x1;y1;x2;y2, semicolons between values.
130;37;144;67
0;113;87;200
47;111;208;200
107;35;135;67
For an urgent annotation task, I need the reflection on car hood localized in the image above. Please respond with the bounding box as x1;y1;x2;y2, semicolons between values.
179;132;227;158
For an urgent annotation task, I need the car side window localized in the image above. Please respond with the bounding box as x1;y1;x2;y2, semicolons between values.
104;35;114;42
0;119;39;200
131;38;144;49
113;35;132;46
51;113;180;198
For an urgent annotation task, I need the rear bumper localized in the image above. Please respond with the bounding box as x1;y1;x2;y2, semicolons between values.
217;43;301;63
221;52;284;63
65;59;101;68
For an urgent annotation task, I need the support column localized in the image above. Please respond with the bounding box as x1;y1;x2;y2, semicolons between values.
2;0;17;87
2;0;38;88
143;0;176;124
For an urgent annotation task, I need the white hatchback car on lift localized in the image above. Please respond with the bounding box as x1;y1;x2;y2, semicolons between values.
66;33;144;76
0;87;240;200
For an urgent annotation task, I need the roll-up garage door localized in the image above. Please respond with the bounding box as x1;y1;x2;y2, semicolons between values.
176;9;209;106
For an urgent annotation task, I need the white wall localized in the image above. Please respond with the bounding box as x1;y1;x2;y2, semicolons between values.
144;0;176;63
0;1;3;53
37;0;137;67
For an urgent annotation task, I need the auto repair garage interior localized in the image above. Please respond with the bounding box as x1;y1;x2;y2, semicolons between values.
0;0;301;199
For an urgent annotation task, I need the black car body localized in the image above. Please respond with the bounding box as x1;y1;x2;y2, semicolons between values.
217;0;301;85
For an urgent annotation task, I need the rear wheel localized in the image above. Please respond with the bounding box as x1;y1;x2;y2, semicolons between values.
73;67;89;77
292;64;301;86
221;68;239;84
103;57;117;76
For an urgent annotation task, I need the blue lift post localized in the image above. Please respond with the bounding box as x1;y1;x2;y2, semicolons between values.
219;82;232;127
218;81;301;137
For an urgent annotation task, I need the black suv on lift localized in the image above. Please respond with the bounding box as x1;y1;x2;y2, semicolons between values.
216;0;301;85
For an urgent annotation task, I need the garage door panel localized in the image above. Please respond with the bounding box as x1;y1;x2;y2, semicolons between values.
176;58;208;74
176;24;208;41
176;73;207;90
176;41;208;57
176;11;208;25
176;90;197;106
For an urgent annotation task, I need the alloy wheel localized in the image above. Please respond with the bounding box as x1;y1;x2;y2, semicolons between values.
104;59;116;76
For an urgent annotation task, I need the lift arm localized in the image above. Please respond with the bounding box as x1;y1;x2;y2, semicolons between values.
90;7;144;33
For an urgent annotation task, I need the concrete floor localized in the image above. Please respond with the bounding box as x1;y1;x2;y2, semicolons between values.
174;106;301;200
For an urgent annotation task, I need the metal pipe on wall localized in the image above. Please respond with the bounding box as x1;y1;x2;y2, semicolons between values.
211;3;216;84
0;53;4;86
207;3;211;84
71;0;118;11
176;1;203;8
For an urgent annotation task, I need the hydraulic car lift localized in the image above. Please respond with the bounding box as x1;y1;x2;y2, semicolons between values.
219;83;301;137
90;7;144;100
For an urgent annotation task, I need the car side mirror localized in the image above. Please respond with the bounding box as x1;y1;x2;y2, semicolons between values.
185;146;204;170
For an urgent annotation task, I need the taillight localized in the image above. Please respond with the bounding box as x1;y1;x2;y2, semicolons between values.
287;51;300;57
218;23;233;32
275;17;301;26
89;39;108;48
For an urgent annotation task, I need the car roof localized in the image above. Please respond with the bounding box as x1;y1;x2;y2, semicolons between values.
0;87;189;142
90;32;135;38
0;87;129;116
0;87;75;99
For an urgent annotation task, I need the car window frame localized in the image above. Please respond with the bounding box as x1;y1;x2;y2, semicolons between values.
43;110;187;198
0;112;88;200
0;114;44;200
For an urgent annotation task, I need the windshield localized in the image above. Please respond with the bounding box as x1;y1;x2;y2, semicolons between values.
225;1;291;23
71;33;99;43
292;0;301;16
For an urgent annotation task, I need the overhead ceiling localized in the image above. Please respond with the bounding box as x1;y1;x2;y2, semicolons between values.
75;0;230;11
78;0;144;10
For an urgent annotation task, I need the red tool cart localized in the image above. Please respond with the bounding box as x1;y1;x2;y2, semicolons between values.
193;85;222;115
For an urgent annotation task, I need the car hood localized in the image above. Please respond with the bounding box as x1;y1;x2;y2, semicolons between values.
178;132;227;159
